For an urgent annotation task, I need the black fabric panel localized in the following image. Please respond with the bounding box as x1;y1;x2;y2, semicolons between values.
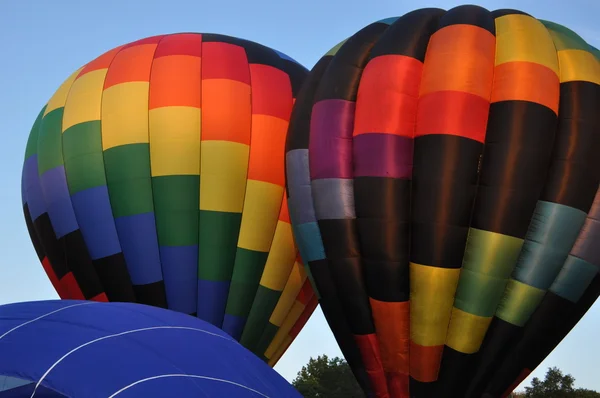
410;377;438;398
23;204;45;262
280;59;309;98
93;253;136;303
472;101;557;238
318;218;360;259
61;230;104;299
369;8;445;61
411;135;483;268
313;21;390;103
438;4;495;35
309;259;373;396
483;274;600;397
33;213;69;280
490;9;531;18
284;56;332;153
354;177;410;302
201;33;282;68
541;82;600;212
435;347;476;398
133;281;168;308
463;317;523;398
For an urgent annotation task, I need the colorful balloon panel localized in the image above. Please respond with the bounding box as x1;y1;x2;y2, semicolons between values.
285;5;600;398
21;32;317;363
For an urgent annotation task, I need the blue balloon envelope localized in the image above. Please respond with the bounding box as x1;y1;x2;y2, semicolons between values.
0;300;301;397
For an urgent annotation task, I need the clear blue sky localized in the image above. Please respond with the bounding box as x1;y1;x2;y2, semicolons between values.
1;0;599;393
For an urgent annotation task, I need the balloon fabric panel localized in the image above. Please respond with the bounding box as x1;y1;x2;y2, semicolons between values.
21;33;314;366
285;5;600;398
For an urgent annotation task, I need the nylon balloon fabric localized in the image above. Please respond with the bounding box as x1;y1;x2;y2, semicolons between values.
285;5;600;398
21;33;316;365
0;300;301;397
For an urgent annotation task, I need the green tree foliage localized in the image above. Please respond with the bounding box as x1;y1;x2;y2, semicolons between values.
514;367;600;398
292;355;365;398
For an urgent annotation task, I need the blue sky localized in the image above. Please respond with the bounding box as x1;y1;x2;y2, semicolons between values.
1;0;599;393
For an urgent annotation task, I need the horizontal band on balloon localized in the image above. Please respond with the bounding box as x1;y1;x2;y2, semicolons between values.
353;55;422;138
236;181;283;251
24;108;44;159
198;210;242;281
353;333;389;396
419;24;495;100
246;115;289;185
445;307;492;353
415;91;490;143
409;342;443;382
62;121;105;193
454;228;524;316
410;262;460;346
369;298;409;374
159;244;198;314
226;248;270;318
103;144;154;217
102;82;150;149
149;56;202;109
286;149;319;225
491;62;559;113
309;99;355;179
114;212;162;285
63;70;107;131
196;278;230;327
103;42;157;89
77;46;122;79
200;79;252;144
222;313;247;340
494;14;559;74
250;64;294;120
265;300;306;358
153;33;203;58
511;201;587;289
259;222;296;291
495;279;546;326
557;50;600;84
291;222;326;262
39;166;78;238
69;186;121;259
268;335;293;366
353;134;413;178
269;261;307;327
37;110;65;176
199;141;249;213
151;175;199;246
45;68;82;116
311;178;355;220
549;255;598;302
23;157;46;220
240;284;284;349
202;42;251;83
149;107;201;176
59;272;86;300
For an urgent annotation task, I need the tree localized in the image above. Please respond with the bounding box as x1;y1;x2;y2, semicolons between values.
519;367;600;398
292;355;365;398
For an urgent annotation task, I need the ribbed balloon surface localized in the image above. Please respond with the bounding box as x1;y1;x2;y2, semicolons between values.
285;5;600;398
21;33;316;365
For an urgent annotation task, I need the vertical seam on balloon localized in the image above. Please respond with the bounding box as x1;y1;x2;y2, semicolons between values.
95;42;136;299
197;34;204;314
146;35;170;304
46;71;93;297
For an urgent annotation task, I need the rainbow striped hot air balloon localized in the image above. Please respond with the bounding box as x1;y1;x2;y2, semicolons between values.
285;5;600;398
21;32;316;365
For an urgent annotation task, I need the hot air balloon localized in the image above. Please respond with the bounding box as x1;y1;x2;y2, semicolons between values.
0;299;302;397
285;5;600;398
21;32;316;364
